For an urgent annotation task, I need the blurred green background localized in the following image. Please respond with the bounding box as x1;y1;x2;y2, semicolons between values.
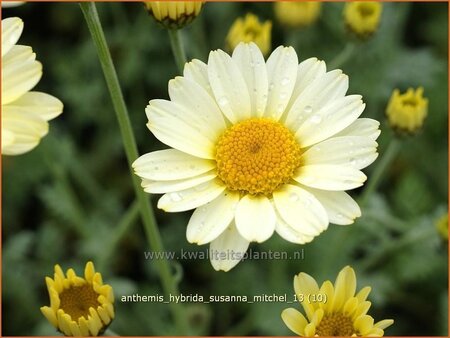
2;2;448;336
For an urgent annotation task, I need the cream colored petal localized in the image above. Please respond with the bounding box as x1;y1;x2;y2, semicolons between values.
141;171;216;194
332;266;357;311
168;76;227;140
145;99;215;159
285;70;348;131
273;184;328;237
1;129;15;149
294;272;320;320
132;149;215;181
304;322;317;336
301;187;361;225
183;59;213;97
235;194;276;242
208;49;251;123
355;286;372;302
157;179;225;212
4;91;63;120
2;57;42;105
2;45;34;67
187;190;239;245
294;165;367;191
275;211;315;244
301;136;378;170
264;46;298;120
294;95;365;148
354;315;375;336
318;280;334;312
40;306;58;327
2;17;23;57
333;118;381;141
285;57;327;113
232;42;268;117
374;319;394;330
210;222;250;272
281;308;308;336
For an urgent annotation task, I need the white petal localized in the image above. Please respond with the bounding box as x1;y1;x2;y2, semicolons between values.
1;129;15;149
301;136;378;170
273;184;328;237
264;46;298;120
187;190;239;244
285;57;326;113
208;49;251;123
3;45;34;67
302;187;361;225
294;165;367;191
275;211;315;244
285;70;348;131
145;99;215;159
140;171;216;194
334;118;381;140
2;56;42;105
295;95;365;148
157;179;225;212
132;149;215;181
1;109;48;155
2;17;23;57
4;91;63;120
232;42;268;118
183;59;213;97
210;222;250;272
235;195;276;242
168;76;226;140
1;1;25;8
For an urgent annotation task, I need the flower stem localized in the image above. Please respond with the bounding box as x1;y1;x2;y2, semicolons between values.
80;3;189;334
329;42;356;69
359;137;401;207
168;29;187;73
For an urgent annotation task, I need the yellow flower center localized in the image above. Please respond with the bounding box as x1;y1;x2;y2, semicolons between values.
316;313;354;336
215;118;302;196
59;284;100;320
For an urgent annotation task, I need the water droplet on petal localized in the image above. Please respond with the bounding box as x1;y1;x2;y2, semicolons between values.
218;97;228;106
310;114;322;124
289;192;300;202
349;158;357;166
281;77;290;86
170;192;182;202
304;105;313;114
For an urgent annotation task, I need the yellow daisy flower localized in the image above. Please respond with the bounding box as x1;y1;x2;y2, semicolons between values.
282;266;394;336
1;17;63;156
40;262;114;337
144;1;203;29
274;2;322;28
386;87;428;134
344;2;383;39
226;13;272;56
133;42;380;271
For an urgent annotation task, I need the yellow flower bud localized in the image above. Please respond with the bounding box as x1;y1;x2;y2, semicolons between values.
344;2;382;39
274;2;321;28
144;1;203;29
386;87;428;135
226;13;272;56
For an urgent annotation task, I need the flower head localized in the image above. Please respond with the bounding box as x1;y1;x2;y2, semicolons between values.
282;266;394;336
40;262;114;337
344;2;382;39
226;13;272;56
144;1;203;29
133;42;380;271
2;17;63;156
274;2;321;28
386;87;428;135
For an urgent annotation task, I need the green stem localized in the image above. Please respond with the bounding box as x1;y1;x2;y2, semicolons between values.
168;29;187;73
80;3;189;334
359;137;401;207
329;42;356;69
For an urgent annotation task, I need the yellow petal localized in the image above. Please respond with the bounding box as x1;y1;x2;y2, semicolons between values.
281;308;308;335
40;306;58;327
84;261;95;283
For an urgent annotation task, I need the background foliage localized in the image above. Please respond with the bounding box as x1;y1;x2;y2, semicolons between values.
2;2;448;336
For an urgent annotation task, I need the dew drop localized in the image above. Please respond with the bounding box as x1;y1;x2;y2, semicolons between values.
289;192;300;202
304;105;313;114
281;77;290;86
170;192;182;202
349;158;357;166
269;83;275;91
153;166;159;171
218;97;228;106
310;114;322;124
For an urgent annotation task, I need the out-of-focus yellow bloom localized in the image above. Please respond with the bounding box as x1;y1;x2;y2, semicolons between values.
282;266;394;336
2;1;25;7
226;13;272;56
436;213;448;240
386;87;428;134
144;1;203;29
40;262;114;337
2;17;63;155
344;2;382;39
274;2;321;28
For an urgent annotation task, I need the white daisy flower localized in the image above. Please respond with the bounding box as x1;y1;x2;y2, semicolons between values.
2;17;63;156
133;42;380;272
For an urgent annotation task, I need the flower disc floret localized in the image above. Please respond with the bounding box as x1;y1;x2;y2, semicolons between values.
216;118;302;195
